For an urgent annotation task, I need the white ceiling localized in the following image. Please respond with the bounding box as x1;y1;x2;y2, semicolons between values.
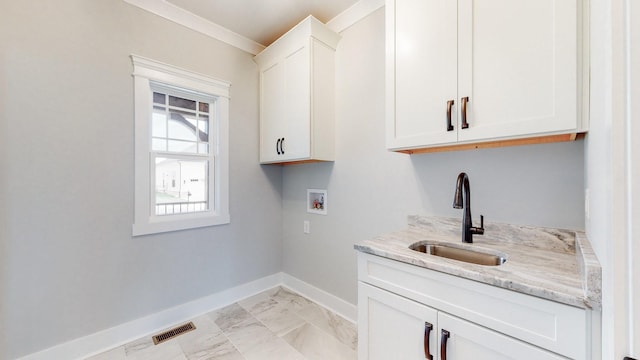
165;0;361;46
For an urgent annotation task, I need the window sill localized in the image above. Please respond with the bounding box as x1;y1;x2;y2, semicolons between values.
133;213;230;236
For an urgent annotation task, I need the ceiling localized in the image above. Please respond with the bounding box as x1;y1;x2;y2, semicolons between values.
165;0;361;46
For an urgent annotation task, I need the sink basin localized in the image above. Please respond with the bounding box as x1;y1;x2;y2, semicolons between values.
409;242;507;266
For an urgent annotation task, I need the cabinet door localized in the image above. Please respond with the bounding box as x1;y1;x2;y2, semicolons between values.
358;282;438;360
282;45;311;161
457;0;578;142
386;0;458;150
259;62;286;163
437;313;566;360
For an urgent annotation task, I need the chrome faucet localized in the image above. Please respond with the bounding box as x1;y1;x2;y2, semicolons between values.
453;172;484;243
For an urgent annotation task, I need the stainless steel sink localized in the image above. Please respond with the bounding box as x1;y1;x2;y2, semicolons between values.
409;242;507;266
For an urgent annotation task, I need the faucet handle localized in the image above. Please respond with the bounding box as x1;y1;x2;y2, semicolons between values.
471;215;485;235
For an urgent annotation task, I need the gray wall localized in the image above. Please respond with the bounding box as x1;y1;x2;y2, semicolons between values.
282;8;585;305
0;3;588;358
0;1;282;358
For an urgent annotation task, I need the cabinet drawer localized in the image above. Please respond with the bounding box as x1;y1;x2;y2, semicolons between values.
358;253;587;359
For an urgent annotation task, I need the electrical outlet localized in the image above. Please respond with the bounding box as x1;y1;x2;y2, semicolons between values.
303;220;310;234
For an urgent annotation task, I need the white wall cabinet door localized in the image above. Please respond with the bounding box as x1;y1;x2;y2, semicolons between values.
437;313;566;360
259;62;287;162
386;0;584;152
358;282;438;360
255;16;339;165
457;0;578;142
386;0;458;149
259;45;313;163
281;46;311;161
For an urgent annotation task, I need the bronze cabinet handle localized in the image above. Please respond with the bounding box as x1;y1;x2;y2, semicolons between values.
440;329;450;360
461;96;469;129
423;322;434;360
276;137;285;155
446;100;455;132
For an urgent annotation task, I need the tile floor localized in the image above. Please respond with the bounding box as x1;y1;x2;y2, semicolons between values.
86;287;358;360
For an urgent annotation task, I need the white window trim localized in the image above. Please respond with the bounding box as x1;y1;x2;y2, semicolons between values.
131;55;230;236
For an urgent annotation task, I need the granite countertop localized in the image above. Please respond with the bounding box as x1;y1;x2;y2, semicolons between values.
354;216;602;310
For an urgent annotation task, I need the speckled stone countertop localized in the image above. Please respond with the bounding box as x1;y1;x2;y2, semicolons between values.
354;216;602;310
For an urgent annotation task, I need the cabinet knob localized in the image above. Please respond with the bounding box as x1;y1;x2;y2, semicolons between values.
446;100;455;132
461;97;469;129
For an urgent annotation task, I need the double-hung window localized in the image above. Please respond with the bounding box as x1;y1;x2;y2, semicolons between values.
131;55;230;236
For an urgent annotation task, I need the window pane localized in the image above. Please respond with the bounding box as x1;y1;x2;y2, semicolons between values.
169;95;196;111
168;140;197;153
168;112;197;141
198;117;209;143
152;138;167;151
198;143;209;154
152;108;167;138
155;158;208;215
153;92;166;105
199;102;209;113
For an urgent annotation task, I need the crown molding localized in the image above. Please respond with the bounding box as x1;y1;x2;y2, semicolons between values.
124;0;384;55
123;0;266;55
326;0;385;34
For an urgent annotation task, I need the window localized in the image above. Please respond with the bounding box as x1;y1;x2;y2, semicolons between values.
131;55;230;236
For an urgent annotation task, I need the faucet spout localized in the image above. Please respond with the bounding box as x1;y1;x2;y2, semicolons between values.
453;172;484;243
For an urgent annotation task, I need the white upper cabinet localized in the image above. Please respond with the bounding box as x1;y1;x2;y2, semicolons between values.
386;0;588;152
255;16;340;164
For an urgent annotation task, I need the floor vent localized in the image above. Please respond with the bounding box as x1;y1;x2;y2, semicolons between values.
152;322;196;345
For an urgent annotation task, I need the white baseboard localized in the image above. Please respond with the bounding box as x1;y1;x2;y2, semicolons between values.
18;273;282;360
280;273;357;323
17;272;356;360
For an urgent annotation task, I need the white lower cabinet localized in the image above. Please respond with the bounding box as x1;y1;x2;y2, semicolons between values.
360;282;438;360
359;283;565;360
357;252;598;360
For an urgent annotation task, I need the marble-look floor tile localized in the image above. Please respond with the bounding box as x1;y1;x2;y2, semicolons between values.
238;288;281;314
189;314;223;335
253;303;306;336
124;336;186;360
84;286;358;360
241;337;305;360
282;323;356;360
124;336;155;355
210;303;253;332
224;317;277;354
297;303;358;350
178;331;243;360
238;295;279;316
271;287;312;311
84;346;126;360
